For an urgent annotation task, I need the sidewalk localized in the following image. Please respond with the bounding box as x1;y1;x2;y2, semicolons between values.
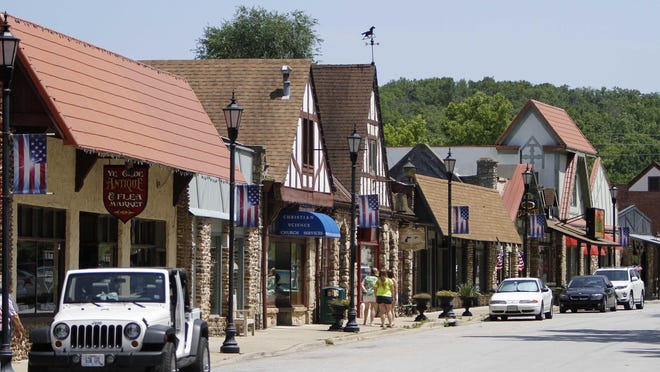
12;306;491;371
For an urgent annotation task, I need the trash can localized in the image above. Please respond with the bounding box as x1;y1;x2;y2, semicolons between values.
319;286;346;324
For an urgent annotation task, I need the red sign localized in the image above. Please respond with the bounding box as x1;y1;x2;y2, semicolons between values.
103;165;149;223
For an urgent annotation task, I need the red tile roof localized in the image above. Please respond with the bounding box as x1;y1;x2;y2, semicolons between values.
497;100;597;156
501;163;531;221
8;14;238;181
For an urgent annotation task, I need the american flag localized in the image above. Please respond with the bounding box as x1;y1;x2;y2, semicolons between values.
496;249;503;271
619;226;630;247
453;206;469;234
237;184;259;227
529;214;545;238
13;134;48;194
359;194;379;228
517;251;525;272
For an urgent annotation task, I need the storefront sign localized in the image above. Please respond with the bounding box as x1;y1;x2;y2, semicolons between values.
400;226;426;251
103;165;149;223
276;211;340;238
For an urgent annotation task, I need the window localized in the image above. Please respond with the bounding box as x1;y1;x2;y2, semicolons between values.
17;205;66;314
131;219;166;267
79;212;118;268
649;176;659;191
267;240;304;307
368;139;377;174
301;119;314;171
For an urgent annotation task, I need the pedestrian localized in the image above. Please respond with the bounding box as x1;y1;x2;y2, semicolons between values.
360;267;378;325
0;290;25;340
373;269;394;328
387;270;398;325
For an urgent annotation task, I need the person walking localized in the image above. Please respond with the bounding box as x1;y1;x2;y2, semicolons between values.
361;267;378;325
0;290;25;340
373;269;394;328
387;270;398;326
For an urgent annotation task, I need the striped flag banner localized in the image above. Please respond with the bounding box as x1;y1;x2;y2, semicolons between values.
453;206;469;234
496;249;504;271
359;194;379;228
236;184;259;227
517;251;525;272
529;214;545;238
13;133;48;194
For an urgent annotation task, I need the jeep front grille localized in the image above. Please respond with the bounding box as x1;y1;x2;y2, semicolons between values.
70;324;123;349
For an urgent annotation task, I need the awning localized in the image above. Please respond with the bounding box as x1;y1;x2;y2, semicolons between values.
276;211;340;238
630;234;660;245
547;219;617;246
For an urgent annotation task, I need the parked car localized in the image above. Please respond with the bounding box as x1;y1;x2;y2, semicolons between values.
559;275;617;313
489;278;553;321
593;267;645;310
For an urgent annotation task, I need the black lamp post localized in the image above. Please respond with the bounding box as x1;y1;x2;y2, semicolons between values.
220;92;243;354
522;167;533;277
610;186;618;266
1;14;19;372
444;150;456;291
344;129;361;333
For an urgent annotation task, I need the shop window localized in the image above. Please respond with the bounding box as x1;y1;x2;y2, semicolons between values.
17;205;66;314
79;212;118;268
267;241;303;307
131;219;166;267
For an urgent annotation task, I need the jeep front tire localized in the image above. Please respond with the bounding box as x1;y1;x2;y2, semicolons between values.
182;337;210;372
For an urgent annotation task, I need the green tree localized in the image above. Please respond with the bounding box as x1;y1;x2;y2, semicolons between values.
195;6;323;60
443;92;513;145
384;115;430;146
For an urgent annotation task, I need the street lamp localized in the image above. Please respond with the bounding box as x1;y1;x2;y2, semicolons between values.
522;167;533;277
444;150;456;291
1;14;19;371
344;128;361;333
610;186;618;266
220;92;243;354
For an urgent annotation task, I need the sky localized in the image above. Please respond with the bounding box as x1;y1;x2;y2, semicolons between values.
4;0;660;93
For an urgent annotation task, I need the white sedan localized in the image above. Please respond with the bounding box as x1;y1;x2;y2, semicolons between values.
489;278;554;320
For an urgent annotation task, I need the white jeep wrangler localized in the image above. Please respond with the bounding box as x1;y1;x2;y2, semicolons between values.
28;267;209;372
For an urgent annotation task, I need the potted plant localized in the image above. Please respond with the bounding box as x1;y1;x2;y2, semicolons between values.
327;298;349;331
411;293;431;321
435;290;457;318
457;283;480;316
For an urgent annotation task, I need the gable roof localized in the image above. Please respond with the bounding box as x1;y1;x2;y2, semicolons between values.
497;100;597;156
501;163;532;221
311;64;380;188
142;59;313;183
8;14;237;181
415;174;521;244
627;161;660;188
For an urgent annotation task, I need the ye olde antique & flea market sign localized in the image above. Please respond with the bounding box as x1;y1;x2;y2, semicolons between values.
103;165;149;223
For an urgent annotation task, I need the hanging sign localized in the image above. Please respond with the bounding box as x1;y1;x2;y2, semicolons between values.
400;226;426;251
103;165;149;223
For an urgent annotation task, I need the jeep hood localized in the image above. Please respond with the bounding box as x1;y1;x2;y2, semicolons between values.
54;303;171;325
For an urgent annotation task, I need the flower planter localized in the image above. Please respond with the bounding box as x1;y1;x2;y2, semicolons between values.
328;304;348;331
413;298;430;321
460;296;478;316
437;295;455;318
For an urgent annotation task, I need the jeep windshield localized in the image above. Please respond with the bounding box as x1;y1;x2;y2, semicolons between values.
63;272;166;304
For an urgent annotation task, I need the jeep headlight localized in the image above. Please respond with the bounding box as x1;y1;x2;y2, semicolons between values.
53;323;70;340
124;322;141;340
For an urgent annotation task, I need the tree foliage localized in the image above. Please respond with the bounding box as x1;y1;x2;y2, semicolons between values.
379;77;660;184
195;6;323;60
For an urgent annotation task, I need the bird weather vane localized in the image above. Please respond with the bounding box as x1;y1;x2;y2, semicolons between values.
361;26;379;64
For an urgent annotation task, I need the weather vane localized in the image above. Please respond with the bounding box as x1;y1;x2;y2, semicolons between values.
361;26;379;64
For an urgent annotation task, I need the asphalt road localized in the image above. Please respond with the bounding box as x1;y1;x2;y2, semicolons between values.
222;302;659;372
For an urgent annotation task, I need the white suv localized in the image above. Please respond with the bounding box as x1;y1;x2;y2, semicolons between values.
594;267;645;310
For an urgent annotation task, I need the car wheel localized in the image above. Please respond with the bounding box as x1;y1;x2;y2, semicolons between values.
535;302;544;320
501;316;508;321
570;307;577;313
545;303;553;319
559;305;567;313
155;342;177;372
636;293;644;309
599;298;607;312
181;337;209;372
624;292;634;310
489;315;498;321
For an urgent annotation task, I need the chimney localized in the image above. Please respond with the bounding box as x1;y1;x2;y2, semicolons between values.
281;65;292;99
476;157;498;189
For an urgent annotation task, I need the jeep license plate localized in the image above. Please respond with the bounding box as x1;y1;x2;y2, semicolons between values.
81;354;105;367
